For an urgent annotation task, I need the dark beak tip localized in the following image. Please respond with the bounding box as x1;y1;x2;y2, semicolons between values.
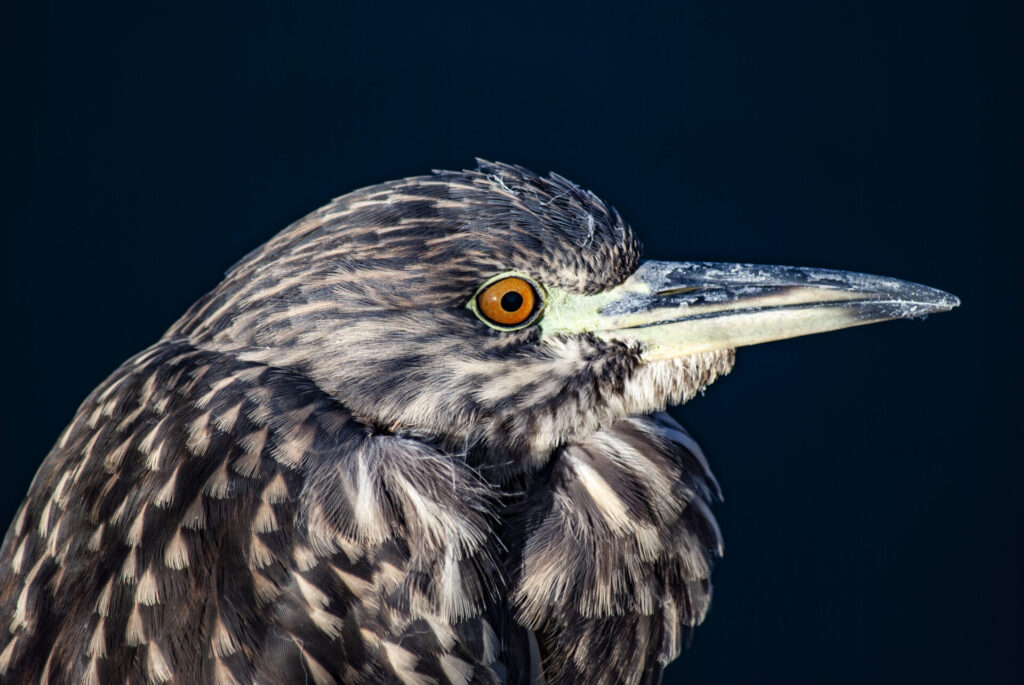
883;282;959;315
888;290;959;320
925;289;960;311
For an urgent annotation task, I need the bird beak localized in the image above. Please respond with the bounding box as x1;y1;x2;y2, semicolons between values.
539;261;959;361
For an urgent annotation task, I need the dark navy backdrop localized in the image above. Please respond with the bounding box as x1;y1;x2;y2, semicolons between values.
2;1;1021;682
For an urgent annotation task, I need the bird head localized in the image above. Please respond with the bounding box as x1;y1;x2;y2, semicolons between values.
171;161;958;474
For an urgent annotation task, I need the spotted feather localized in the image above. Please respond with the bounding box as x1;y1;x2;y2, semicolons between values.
0;162;742;683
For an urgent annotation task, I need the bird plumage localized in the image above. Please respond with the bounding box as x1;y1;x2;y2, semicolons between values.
0;162;731;683
0;160;957;684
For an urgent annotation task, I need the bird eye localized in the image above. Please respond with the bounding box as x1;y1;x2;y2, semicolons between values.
472;275;543;330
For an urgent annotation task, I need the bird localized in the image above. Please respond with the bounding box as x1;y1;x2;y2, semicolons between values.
0;161;957;685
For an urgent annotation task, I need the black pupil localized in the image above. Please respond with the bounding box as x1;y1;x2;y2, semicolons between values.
500;291;524;312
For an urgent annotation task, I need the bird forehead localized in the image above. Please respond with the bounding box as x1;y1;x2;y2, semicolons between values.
168;163;643;345
255;163;642;295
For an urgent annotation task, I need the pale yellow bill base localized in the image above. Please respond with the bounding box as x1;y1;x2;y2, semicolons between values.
538;261;960;361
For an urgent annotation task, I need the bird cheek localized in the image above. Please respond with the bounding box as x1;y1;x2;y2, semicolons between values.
619;351;736;415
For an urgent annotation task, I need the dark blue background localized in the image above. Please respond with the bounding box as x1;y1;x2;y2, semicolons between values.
2;1;1021;682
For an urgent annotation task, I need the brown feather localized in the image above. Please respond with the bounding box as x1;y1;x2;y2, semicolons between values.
0;162;732;683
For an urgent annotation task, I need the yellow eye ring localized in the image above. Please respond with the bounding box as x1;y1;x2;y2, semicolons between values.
471;274;544;330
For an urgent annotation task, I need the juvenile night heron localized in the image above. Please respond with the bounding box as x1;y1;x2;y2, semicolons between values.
0;161;957;684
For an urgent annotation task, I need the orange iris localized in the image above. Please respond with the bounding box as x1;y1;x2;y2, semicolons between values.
477;277;537;326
